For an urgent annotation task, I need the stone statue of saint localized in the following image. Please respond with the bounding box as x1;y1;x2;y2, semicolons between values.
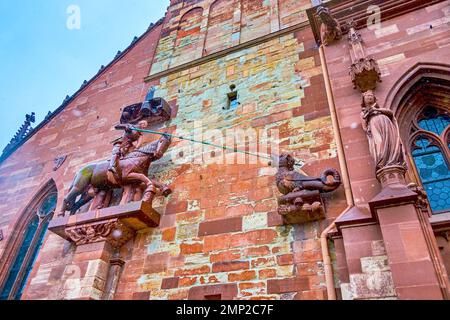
361;90;406;172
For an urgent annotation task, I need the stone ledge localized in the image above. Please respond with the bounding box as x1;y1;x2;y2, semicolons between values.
49;200;161;243
430;211;450;231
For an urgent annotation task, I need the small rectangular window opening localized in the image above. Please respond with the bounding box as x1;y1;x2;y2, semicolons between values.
225;84;239;110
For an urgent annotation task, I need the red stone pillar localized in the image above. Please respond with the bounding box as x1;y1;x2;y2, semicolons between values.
65;241;114;300
369;167;449;299
49;201;161;300
61;220;132;300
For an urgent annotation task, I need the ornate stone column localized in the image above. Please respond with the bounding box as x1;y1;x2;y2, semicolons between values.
102;250;126;300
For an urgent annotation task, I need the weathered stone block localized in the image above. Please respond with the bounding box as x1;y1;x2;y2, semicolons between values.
360;256;390;274
350;271;396;300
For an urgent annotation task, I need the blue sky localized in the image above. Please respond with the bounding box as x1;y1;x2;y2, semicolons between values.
0;0;169;152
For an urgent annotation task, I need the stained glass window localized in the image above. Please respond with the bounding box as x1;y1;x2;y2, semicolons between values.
412;138;450;212
0;193;56;300
410;106;450;214
418;107;450;136
0;216;39;300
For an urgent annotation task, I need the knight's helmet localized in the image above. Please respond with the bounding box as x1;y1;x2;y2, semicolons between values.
140;86;157;117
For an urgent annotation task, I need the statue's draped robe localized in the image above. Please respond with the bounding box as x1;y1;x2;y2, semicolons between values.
363;105;405;171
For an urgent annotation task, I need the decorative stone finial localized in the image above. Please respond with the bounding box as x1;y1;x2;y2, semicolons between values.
2;112;36;157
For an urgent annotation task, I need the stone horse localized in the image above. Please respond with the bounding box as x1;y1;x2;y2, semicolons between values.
59;134;172;216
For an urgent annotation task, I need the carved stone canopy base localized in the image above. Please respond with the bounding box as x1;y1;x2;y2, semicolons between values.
278;190;326;225
49;200;160;248
376;165;407;188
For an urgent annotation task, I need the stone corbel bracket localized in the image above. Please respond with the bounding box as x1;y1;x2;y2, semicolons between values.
49;201;160;248
278;190;326;225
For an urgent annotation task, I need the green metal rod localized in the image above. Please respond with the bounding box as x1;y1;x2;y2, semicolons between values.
132;127;304;167
134;127;273;161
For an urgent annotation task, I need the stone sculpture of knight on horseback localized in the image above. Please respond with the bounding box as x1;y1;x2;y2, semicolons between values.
59;88;173;216
108;120;148;179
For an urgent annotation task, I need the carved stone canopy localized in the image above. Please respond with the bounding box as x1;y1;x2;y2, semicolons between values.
346;23;381;92
350;57;382;92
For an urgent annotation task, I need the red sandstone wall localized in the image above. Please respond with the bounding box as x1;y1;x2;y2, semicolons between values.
113;26;347;300
6;0;448;301
0;16;350;299
150;0;316;75
0;23;163;299
437;235;450;276
323;0;450;292
323;1;450;206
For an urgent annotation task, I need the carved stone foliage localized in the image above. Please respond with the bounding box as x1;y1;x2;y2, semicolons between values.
275;154;342;225
317;6;342;46
65;219;133;248
350;58;382;92
407;183;431;212
53;155;67;171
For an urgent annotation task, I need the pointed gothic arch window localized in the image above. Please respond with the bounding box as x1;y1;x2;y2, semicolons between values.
0;189;57;300
410;106;450;214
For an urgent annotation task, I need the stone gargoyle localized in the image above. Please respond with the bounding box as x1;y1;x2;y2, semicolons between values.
317;6;342;46
275;153;342;224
